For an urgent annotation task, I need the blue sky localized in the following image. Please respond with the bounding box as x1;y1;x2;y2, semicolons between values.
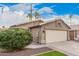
34;3;79;15
1;3;79;16
0;3;79;26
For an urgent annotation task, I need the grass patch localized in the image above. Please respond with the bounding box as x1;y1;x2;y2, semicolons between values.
37;51;66;56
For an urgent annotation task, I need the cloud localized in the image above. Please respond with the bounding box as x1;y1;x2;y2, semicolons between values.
0;3;41;26
37;7;55;19
3;6;10;11
1;3;79;26
10;3;39;14
32;3;41;7
14;11;24;16
10;4;31;13
41;14;79;25
50;5;57;8
52;14;79;25
0;4;31;26
38;7;53;14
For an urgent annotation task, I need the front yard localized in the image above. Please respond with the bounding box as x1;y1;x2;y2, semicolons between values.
37;51;66;56
0;47;67;56
0;47;52;56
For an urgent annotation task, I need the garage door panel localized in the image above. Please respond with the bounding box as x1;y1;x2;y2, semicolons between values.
46;30;67;43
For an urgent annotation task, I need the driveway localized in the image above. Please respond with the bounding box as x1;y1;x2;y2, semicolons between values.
46;41;79;56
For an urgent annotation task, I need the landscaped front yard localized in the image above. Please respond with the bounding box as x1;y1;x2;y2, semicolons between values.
37;51;66;56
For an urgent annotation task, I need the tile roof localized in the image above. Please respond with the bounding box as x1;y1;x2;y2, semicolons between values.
10;20;44;27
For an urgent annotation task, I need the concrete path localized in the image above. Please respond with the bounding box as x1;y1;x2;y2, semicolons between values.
46;41;79;56
27;42;46;49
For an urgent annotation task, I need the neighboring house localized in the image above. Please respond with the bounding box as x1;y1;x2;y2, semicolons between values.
30;19;71;44
70;25;79;40
10;20;44;29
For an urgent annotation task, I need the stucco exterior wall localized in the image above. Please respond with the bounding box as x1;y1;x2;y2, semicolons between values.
40;20;70;43
44;20;69;30
31;27;41;43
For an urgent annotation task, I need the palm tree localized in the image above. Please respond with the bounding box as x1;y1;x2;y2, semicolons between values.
27;3;32;22
27;13;32;21
30;3;32;21
34;11;40;20
27;3;41;21
69;14;73;25
0;6;4;14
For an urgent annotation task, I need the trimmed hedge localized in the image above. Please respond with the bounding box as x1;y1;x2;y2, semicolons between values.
0;28;32;51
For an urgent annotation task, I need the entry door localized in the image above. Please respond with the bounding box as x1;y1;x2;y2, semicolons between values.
46;30;67;43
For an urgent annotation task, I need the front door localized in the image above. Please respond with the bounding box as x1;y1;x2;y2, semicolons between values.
69;31;75;40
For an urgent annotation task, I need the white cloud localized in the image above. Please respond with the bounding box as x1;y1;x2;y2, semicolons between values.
10;3;38;14
61;14;79;25
3;6;10;11
0;4;30;26
38;7;53;14
0;3;40;26
14;11;24;16
32;3;40;7
50;14;79;25
50;5;57;8
37;7;54;19
1;3;79;26
10;4;31;13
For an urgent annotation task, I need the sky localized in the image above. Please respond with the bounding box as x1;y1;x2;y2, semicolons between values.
0;3;79;26
1;3;79;15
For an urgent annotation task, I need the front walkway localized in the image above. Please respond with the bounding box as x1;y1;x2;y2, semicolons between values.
47;41;79;56
27;42;46;49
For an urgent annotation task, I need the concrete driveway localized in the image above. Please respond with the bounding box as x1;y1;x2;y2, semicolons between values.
46;41;79;56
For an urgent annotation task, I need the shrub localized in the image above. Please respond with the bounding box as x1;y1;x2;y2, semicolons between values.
0;28;32;51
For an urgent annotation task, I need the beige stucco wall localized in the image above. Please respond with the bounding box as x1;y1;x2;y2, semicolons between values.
30;20;70;44
44;20;69;30
31;27;41;43
40;20;70;43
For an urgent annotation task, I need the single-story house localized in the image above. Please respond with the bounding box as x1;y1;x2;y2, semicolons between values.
10;20;44;29
10;19;73;44
30;19;71;44
70;25;79;40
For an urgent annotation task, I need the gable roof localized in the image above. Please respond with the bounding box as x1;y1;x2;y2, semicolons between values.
30;19;71;29
10;20;44;27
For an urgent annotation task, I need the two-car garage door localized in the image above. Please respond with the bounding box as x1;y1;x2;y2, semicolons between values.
46;30;67;43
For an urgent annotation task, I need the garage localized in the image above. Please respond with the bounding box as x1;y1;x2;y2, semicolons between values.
30;19;70;44
46;30;68;43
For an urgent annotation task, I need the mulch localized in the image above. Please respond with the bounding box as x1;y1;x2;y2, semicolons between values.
0;47;52;56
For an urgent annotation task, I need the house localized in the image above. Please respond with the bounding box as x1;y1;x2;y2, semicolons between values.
70;24;79;40
30;19;71;44
10;20;44;29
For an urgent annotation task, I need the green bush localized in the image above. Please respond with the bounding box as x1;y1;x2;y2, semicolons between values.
0;28;32;51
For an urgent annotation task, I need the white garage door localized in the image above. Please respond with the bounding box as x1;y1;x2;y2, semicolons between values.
46;30;67;43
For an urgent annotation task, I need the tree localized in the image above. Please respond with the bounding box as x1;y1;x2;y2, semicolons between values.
27;13;32;21
34;11;40;20
27;3;41;21
0;28;32;51
27;3;32;22
69;14;73;25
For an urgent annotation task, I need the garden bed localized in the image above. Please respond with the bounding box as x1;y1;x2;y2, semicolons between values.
0;47;52;56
